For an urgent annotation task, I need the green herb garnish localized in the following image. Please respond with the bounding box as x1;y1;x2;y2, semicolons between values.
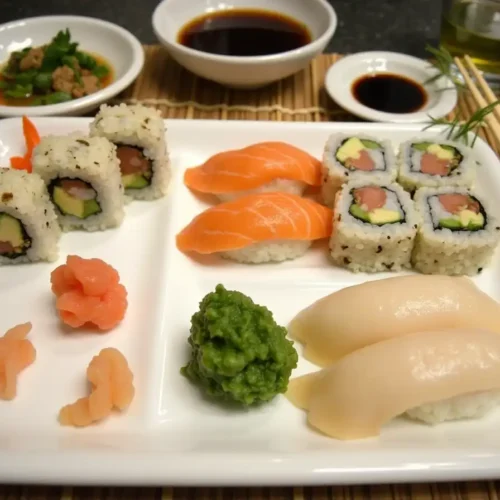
423;100;500;147
424;44;467;93
75;51;97;70
92;65;109;78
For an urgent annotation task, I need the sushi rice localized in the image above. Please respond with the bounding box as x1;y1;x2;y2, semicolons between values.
32;134;125;232
89;103;171;201
321;133;397;207
398;137;476;192
0;169;61;265
406;390;500;425
221;240;311;264
217;179;307;203
411;186;500;276
329;180;419;273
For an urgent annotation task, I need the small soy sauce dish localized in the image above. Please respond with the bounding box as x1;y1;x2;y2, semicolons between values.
324;51;458;123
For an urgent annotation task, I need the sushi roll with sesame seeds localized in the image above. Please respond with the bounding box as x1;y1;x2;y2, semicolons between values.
321;134;397;207
397;138;476;192
329;180;418;273
0;169;61;265
411;186;500;276
32;134;125;232
89;103;171;201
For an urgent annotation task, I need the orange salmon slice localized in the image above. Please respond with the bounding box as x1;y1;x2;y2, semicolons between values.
176;192;333;254
184;141;322;194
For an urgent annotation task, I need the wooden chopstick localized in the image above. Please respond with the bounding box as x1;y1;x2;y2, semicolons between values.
461;91;496;149
454;56;500;149
464;54;500;125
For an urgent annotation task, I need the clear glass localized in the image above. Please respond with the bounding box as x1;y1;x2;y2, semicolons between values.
440;0;500;82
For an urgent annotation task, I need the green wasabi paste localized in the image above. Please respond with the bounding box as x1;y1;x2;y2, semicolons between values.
181;284;298;406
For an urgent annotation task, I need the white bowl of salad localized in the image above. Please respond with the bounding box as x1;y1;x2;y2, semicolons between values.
0;15;144;117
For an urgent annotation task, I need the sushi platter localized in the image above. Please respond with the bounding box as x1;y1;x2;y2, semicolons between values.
3;113;500;486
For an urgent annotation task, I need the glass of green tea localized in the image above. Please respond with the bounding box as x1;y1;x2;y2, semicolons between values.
440;0;500;83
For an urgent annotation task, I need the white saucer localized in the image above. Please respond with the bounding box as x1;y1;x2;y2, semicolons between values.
324;51;458;123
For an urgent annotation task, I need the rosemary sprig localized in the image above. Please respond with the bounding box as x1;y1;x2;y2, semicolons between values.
422;113;462;140
423;99;500;147
424;44;468;92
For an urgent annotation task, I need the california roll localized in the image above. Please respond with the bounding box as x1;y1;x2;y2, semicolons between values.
321;134;397;207
330;180;418;273
0;169;60;265
32;135;124;232
412;186;500;275
398;138;476;192
89;104;171;201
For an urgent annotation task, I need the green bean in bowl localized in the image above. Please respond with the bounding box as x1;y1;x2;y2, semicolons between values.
0;28;113;107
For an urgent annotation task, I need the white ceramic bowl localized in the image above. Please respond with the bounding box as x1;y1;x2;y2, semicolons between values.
0;15;144;117
152;0;337;89
324;51;458;123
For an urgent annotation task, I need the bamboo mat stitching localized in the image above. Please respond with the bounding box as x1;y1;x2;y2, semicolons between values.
112;47;350;122
110;97;344;117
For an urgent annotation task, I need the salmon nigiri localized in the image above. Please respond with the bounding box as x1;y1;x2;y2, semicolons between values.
176;192;333;264
287;329;500;440
184;142;323;202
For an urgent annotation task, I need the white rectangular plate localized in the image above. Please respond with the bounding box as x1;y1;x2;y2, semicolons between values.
1;118;500;487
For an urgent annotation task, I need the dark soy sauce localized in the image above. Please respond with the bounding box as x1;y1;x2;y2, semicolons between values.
352;73;428;114
177;9;312;57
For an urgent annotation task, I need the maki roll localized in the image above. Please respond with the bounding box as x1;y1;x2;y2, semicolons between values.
321;134;397;207
32;135;125;232
0;169;60;265
89;104;171;201
412;186;500;276
398;138;476;192
330;180;418;273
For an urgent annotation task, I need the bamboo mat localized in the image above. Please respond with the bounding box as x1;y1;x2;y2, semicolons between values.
110;46;498;152
3;46;500;499
111;45;358;122
2;482;500;499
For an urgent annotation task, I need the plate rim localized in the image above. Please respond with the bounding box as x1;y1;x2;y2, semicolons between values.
0;117;499;487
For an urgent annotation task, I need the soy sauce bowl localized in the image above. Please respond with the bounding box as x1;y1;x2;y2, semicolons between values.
152;0;337;89
324;51;458;123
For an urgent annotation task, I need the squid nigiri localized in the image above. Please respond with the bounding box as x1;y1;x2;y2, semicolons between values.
289;274;500;367
287;328;500;440
184;142;322;202
176;192;333;264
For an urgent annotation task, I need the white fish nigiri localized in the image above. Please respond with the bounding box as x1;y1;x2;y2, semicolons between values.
289;275;500;367
286;328;500;441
